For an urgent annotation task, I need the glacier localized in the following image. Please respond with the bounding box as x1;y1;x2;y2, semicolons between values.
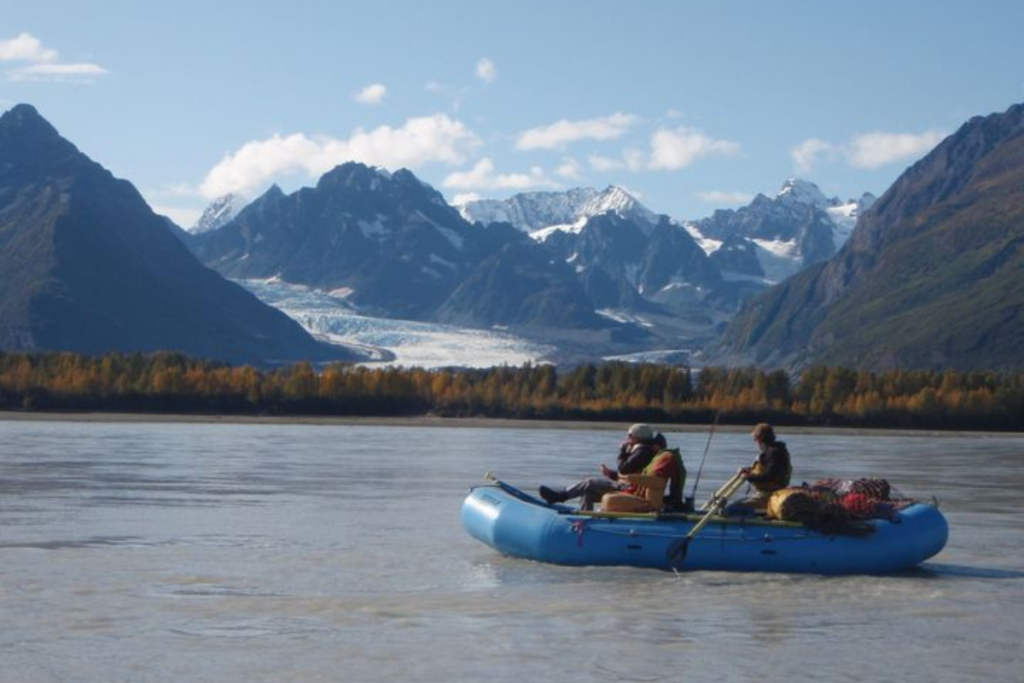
238;278;555;369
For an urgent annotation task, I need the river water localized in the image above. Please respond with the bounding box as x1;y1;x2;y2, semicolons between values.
1;418;1021;683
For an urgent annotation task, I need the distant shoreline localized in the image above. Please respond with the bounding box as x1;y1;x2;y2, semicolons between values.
1;410;1016;438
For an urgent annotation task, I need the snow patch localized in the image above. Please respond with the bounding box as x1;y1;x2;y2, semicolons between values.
414;209;464;249
720;271;769;283
604;349;693;365
751;238;802;283
358;215;389;237
429;254;457;269
596;309;654;327
437;227;464;249
682;221;722;255
529;216;588;242
658;281;701;293
751;237;800;260
191;193;248;234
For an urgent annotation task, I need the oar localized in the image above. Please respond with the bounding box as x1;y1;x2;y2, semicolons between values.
668;473;747;567
699;470;746;511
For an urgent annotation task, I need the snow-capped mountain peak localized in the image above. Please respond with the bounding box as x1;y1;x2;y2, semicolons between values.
827;191;877;245
776;178;830;209
581;186;659;227
191;193;249;234
456;185;658;238
774;178;877;247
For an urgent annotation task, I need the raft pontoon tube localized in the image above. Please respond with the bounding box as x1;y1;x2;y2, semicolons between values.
461;477;948;575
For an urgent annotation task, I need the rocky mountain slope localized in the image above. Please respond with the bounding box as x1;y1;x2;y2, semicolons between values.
0;104;361;365
710;102;1024;372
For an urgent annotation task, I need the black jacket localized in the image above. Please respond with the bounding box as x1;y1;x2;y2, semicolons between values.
745;441;792;492
615;441;659;475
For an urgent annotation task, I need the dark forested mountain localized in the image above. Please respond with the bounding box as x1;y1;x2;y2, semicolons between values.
191;163;532;320
711;102;1024;372
0;104;359;365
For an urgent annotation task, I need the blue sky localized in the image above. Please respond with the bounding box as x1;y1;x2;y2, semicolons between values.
3;0;1023;227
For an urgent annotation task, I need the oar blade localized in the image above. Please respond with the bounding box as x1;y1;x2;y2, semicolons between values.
667;537;691;567
669;474;747;570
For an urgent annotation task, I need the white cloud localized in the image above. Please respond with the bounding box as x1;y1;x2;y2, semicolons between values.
790;138;835;174
555;157;583;179
587;129;737;174
423;80;466;112
0;32;107;83
648;127;740;170
516;112;637;150
623;147;646;172
200;114;480;198
354;83;387;105
588;148;644;172
476;58;496;83
846;130;946;169
442;158;555;191
588;154;624;172
451;192;481;205
146;183;202;199
8;62;108;83
0;33;58;62
792;130;947;172
698;190;754;205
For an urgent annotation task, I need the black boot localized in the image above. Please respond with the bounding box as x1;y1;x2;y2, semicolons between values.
539;485;567;505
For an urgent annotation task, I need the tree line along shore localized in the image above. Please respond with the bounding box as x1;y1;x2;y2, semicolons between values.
1;351;1022;432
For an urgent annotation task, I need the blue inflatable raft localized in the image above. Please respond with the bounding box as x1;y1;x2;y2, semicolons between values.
462;477;948;575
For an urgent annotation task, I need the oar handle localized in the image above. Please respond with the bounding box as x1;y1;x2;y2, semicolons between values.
688;475;746;538
699;471;745;511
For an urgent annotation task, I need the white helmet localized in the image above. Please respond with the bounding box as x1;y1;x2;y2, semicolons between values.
628;423;654;441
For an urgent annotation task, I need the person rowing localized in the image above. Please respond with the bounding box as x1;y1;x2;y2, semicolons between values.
724;422;793;516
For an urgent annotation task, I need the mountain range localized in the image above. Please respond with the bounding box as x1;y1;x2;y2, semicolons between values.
457;180;873;286
5;100;1021;373
187;163;870;362
0;104;367;366
709;101;1024;372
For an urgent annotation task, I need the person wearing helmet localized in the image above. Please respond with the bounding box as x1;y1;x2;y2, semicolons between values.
539;423;666;511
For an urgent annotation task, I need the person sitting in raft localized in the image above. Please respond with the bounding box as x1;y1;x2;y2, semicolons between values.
600;444;687;513
725;422;793;516
539;423;664;511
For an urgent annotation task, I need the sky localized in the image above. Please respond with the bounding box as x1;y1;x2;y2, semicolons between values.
3;0;1023;228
